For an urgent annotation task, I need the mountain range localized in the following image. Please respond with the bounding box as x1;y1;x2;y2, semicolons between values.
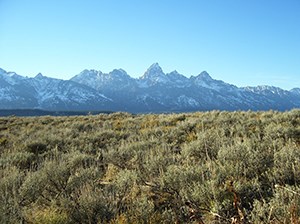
1;63;299;113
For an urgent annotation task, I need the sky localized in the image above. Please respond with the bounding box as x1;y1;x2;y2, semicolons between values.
0;0;300;90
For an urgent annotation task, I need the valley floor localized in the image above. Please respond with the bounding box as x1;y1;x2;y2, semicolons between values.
0;110;299;223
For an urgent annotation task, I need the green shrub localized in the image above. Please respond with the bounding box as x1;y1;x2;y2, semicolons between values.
0;110;299;223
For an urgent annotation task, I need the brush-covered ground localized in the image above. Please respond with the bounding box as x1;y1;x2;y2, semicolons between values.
0;110;299;223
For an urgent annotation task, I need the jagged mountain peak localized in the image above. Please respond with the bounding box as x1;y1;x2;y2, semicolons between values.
167;70;187;78
138;63;169;86
142;63;164;77
109;69;130;78
191;71;239;92
72;69;104;83
35;73;44;79
0;69;25;85
33;73;58;82
0;69;19;78
148;62;162;71
71;67;135;91
291;88;300;95
80;69;102;76
197;71;213;80
190;71;213;82
168;70;180;76
166;70;189;87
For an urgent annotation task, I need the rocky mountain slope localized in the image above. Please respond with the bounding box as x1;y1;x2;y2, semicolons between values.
0;64;299;112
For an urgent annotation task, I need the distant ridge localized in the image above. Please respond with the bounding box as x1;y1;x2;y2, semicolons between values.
0;64;299;112
0;109;112;117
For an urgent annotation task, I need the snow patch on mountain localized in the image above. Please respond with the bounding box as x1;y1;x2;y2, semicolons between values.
177;95;199;107
0;70;25;85
291;88;300;95
71;69;103;90
243;85;288;96
0;87;17;101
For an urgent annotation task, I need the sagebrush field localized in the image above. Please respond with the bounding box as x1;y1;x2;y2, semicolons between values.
0;110;299;223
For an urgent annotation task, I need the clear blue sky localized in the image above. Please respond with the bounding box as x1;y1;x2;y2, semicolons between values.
1;0;300;89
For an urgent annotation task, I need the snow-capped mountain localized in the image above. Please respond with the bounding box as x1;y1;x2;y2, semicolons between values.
166;70;190;87
191;71;238;92
0;64;299;112
138;63;170;87
71;68;135;91
291;88;300;95
137;63;190;88
0;68;114;111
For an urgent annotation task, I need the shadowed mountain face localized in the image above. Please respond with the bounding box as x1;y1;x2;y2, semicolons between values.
0;64;299;112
